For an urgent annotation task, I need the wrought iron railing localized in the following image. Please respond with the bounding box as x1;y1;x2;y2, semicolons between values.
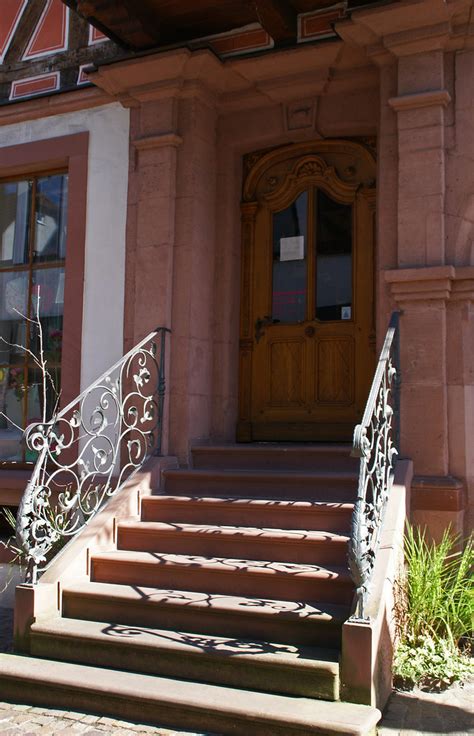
16;328;170;584
348;311;401;620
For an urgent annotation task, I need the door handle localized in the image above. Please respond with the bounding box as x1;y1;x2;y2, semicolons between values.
255;315;280;343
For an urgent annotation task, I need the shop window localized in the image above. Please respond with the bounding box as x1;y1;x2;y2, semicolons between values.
0;172;68;463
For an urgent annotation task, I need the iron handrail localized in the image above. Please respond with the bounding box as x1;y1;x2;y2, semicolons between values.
348;311;401;620
15;327;170;584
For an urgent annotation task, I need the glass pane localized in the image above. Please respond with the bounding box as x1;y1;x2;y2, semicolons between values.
29;267;65;362
272;191;308;323
27;364;61;426
0;365;25;462
0;271;29;364
0;180;31;269
315;189;352;321
33;174;68;263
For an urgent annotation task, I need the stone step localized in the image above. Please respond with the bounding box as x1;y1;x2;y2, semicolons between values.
162;468;358;500
62;582;348;647
192;443;358;472
90;551;353;604
0;654;381;736
141;495;354;533
117;520;349;565
30;617;341;700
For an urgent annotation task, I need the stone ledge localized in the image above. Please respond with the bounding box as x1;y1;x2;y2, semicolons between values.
411;475;465;511
385;266;454;302
384;266;474;304
133;133;183;150
388;89;451;112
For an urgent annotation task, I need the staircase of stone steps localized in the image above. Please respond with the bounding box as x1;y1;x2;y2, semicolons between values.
0;444;382;735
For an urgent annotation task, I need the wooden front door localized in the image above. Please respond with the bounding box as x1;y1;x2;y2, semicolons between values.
238;141;376;442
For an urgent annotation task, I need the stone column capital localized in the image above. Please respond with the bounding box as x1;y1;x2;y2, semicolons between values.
388;89;451;112
385;265;474;306
88;47;229;109
385;266;455;305
132;133;183;151
335;0;471;66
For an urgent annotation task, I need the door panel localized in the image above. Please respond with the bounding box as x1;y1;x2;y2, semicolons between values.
317;337;354;405
268;338;306;407
238;141;376;442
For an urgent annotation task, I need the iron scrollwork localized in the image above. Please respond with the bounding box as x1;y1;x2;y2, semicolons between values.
16;328;170;584
348;312;401;620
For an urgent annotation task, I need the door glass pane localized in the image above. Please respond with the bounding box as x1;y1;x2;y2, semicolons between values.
315;189;352;321
0;180;31;269
33;174;68;263
272;191;307;323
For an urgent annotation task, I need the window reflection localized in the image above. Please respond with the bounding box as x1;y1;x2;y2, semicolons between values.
34;175;68;263
0;173;68;463
315;189;352;321
0;181;31;268
272;191;307;323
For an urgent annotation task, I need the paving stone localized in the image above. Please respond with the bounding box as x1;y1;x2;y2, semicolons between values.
79;716;100;726
96;718;116;727
29;716;57;726
62;713;87;723
44;711;69;719
0;718;33;727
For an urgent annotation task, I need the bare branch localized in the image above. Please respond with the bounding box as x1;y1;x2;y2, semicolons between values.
0;411;24;433
11;306;38;324
0;335;42;368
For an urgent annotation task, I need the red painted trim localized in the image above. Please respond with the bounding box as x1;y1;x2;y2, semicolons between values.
0;133;89;408
88;25;107;45
299;9;343;41
209;28;272;56
9;72;60;100
0;0;28;63
22;0;69;60
77;64;93;85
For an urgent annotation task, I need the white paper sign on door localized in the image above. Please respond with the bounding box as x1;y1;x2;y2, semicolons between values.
280;236;304;261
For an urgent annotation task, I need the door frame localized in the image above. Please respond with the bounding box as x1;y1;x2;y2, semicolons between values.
237;139;377;442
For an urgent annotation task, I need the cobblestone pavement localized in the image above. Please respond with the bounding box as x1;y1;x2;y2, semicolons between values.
1;606;473;735
379;680;474;735
0;702;208;736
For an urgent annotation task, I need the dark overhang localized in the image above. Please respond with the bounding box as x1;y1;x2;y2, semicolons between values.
62;0;394;51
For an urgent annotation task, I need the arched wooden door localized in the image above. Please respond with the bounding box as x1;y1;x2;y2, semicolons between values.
238;141;376;442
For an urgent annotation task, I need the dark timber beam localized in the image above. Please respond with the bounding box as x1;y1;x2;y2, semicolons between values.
69;0;163;49
255;0;297;44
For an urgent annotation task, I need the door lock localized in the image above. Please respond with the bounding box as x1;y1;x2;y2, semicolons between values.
255;315;280;343
305;325;315;338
